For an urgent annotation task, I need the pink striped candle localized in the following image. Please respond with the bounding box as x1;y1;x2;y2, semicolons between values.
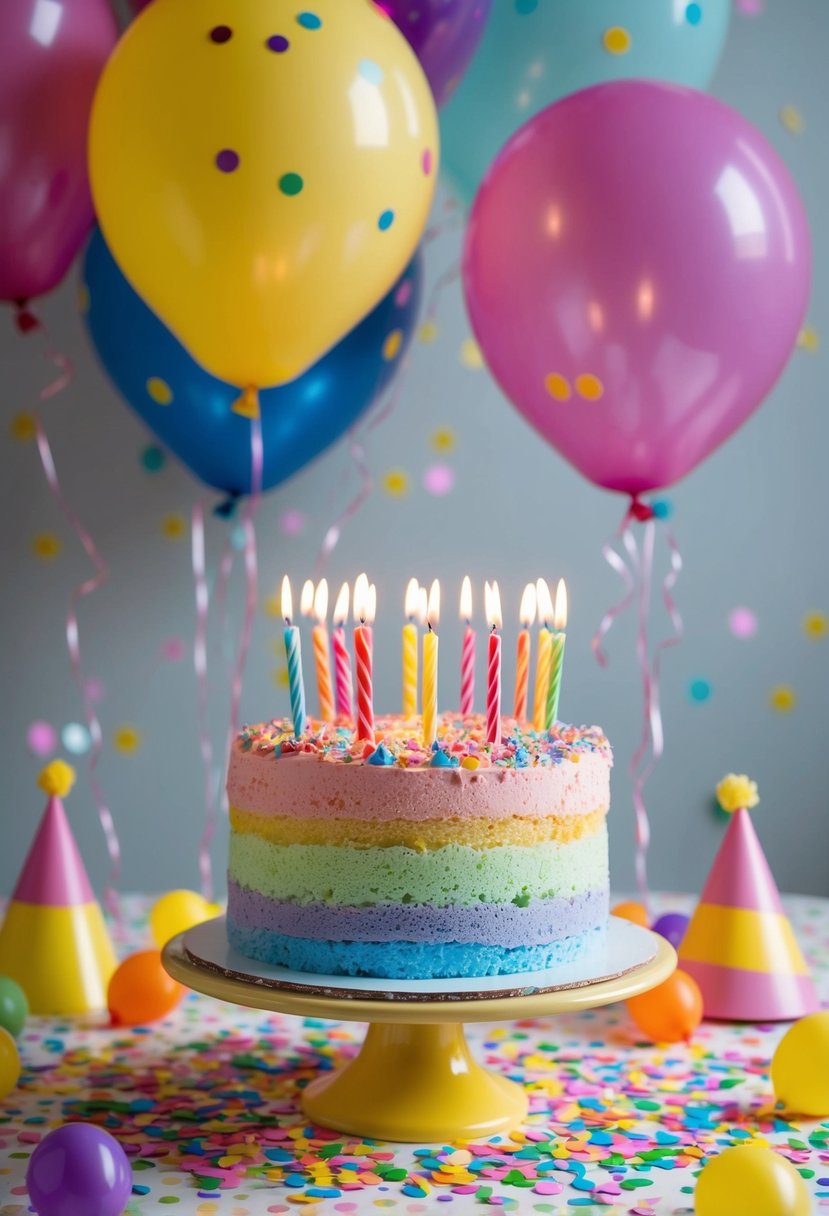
331;582;352;722
485;580;502;746
459;575;475;716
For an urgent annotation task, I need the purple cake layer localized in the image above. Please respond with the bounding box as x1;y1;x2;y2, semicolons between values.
227;880;608;948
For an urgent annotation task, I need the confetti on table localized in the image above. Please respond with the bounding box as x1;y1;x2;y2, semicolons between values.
769;685;796;712
459;338;484;369
803;612;827;639
113;724;142;754
31;532;62;560
162;514;187;540
10;412;35;442
728;607;758;639
381;469;410;497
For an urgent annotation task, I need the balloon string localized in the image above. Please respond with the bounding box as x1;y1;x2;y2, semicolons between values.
592;512;636;670
26;314;121;926
627;521;654;908
191;500;215;902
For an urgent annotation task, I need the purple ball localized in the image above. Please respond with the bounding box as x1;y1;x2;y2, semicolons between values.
26;1123;132;1216
651;911;690;950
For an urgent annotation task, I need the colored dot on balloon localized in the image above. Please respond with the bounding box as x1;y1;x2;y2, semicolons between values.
422;148;432;175
544;373;571;401
27;721;57;758
576;373;604;400
423;464;455;496
209;25;232;42
395;279;412;308
297;11;322;28
689;678;712;703
62;723;91;755
603;26;631;53
146;377;173;405
267;34;289;52
770;685;796;713
729;606;758;639
279;172;304;196
32;532;61;560
216;149;239;173
685;2;702;23
114;725;142;754
141;445;166;473
10;412;35;441
378;210;395;231
359;59;384;84
382;330;403;361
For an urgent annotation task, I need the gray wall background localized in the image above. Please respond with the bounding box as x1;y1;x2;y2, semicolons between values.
2;0;827;902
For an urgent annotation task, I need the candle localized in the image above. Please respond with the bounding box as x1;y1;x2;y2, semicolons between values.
533;578;553;732
459;575;475;717
281;575;306;738
353;573;375;742
513;582;537;721
422;579;440;748
485;580;502;746
331;582;353;721
546;579;568;729
402;577;420;718
310;579;335;722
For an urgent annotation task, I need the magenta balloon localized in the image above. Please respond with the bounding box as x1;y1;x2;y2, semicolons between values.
463;81;811;496
0;0;117;303
376;0;491;108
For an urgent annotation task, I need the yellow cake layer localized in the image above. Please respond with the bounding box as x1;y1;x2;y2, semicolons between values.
229;805;607;851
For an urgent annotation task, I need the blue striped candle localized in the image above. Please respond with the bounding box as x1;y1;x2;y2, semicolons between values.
281;576;306;737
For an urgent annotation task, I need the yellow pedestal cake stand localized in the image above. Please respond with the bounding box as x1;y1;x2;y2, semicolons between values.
163;917;675;1143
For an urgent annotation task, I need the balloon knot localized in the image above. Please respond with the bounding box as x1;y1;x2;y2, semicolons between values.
232;384;260;419
14;300;40;335
213;494;240;520
628;495;655;523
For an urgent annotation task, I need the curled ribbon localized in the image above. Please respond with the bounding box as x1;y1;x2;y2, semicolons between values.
24;310;121;923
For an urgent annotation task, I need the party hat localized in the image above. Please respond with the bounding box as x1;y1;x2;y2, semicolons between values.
0;762;117;1014
679;774;817;1021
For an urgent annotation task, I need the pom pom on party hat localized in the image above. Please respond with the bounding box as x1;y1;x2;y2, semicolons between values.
0;763;117;1015
678;774;817;1021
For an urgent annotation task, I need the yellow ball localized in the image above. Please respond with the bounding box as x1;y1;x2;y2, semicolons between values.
0;1026;21;1099
149;890;217;948
695;1145;810;1216
772;1011;829;1116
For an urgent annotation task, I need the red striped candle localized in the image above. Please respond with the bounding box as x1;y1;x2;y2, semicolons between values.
353;574;375;742
485;581;502;746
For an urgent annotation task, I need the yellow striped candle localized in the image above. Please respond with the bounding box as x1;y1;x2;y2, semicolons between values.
533;578;553;732
422;579;440;748
402;577;419;717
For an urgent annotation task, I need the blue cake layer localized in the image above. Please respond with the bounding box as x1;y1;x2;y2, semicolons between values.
227;918;604;979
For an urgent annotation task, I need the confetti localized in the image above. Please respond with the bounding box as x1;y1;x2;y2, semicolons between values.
797;325;820;352
780;104;805;134
418;320;439;344
273;667;290;688
381;469;410;497
32;532;62;560
769;685;796;713
142;445;166;473
429;428;456;453
279;510;306;537
459;338;484;369
422;464;455;496
10;412;36;441
729;607;758;639
26;721;57;757
162;514;187;540
162;637;187;662
61;722;91;755
803;612;827;639
688;678;712;703
113;724;142;754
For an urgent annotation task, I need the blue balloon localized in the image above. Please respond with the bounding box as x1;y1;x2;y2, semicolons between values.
81;229;423;495
440;0;731;203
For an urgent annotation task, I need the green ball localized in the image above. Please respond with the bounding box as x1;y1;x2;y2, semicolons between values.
0;976;28;1038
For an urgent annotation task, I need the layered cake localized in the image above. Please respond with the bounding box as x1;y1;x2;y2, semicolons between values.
226;714;612;979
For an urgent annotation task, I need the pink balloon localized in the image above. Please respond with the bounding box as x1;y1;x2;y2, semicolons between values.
463;81;811;496
0;0;117;303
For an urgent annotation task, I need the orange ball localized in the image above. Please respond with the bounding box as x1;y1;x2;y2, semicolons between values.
108;950;184;1026
626;969;704;1043
611;900;649;928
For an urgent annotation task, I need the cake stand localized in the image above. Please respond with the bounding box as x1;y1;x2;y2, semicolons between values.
163;917;675;1143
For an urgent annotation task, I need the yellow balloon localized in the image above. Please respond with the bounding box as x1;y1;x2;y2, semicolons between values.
0;1026;20;1099
150;889;216;948
772;1011;829;1116
695;1145;810;1216
89;0;439;392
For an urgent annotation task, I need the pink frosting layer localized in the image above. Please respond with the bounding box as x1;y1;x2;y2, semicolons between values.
227;737;611;822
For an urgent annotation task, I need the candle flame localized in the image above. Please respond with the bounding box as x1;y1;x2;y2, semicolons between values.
536;578;553;627
554;578;568;631
459;575;472;622
313;577;329;624
485;580;502;631
404;577;420;619
353;572;370;624
281;575;293;624
333;581;349;626
520;582;537;628
300;579;315;617
427;578;440;630
417;585;428;626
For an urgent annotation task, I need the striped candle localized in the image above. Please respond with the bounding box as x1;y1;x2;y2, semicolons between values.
332;582;353;721
459;575;475;716
545;579;568;728
311;579;335;722
281;576;306;738
402;577;419;718
485;581;502;746
353;574;375;742
422;579;440;748
533;578;553;732
513;582;536;721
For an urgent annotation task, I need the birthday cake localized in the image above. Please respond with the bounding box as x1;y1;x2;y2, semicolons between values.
226;715;612;979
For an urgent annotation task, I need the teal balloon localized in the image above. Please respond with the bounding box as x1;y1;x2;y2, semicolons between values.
0;976;28;1038
81;229;422;496
440;0;731;203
